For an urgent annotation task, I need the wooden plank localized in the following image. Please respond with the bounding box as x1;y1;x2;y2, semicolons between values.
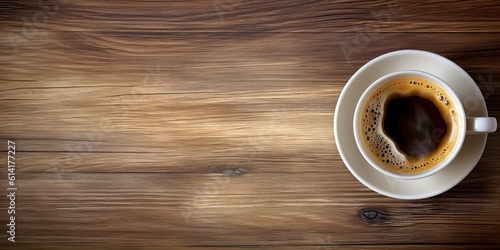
0;172;498;248
6;136;500;174
1;32;499;151
1;0;500;32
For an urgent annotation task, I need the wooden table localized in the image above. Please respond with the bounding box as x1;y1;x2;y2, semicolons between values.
1;0;500;249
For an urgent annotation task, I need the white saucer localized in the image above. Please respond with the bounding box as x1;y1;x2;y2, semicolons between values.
334;50;489;199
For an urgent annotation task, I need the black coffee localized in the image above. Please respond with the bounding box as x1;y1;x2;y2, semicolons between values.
384;95;447;157
360;78;459;174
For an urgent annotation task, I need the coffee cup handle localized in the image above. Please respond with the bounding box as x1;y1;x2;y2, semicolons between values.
466;117;497;134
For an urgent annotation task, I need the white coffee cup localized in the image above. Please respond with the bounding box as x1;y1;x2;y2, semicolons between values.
353;70;497;180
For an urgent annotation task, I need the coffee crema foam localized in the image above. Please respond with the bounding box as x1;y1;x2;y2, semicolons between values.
360;78;459;174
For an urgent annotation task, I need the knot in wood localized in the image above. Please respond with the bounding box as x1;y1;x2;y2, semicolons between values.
220;167;247;176
358;208;388;223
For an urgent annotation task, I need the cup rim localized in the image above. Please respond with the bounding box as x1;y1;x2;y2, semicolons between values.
353;70;467;180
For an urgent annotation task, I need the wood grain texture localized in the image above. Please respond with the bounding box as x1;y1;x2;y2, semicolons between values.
1;0;500;249
1;0;500;32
